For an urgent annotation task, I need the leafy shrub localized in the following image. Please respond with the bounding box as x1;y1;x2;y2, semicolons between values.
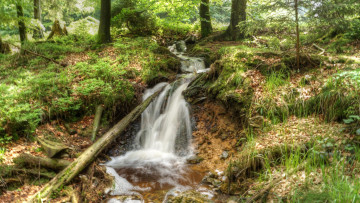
345;18;360;40
112;0;158;36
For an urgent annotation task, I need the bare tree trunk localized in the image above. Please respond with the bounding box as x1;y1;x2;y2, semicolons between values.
295;0;300;70
28;90;162;202
219;0;247;41
200;0;212;38
33;0;44;39
16;3;27;44
98;0;111;43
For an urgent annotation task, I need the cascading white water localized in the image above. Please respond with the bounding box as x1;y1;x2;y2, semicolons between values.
137;82;192;153
168;42;207;73
104;41;207;201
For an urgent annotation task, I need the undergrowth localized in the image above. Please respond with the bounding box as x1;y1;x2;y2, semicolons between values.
0;36;179;140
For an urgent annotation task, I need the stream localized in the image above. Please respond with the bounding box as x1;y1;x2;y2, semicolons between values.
104;41;212;202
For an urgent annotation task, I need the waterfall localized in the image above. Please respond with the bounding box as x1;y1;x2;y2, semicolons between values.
104;41;207;198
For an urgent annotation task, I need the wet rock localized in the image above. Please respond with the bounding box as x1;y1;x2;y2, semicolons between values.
167;190;213;203
202;171;222;188
203;177;222;188
187;155;204;164
176;41;187;52
106;195;143;203
220;151;229;160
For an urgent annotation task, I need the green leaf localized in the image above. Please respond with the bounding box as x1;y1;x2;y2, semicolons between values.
349;115;360;120
343;118;354;124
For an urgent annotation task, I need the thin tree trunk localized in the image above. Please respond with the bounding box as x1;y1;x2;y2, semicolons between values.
0;35;3;53
200;0;212;38
98;0;111;43
33;0;44;39
16;3;27;44
28;90;162;202
220;0;247;41
295;0;300;70
91;105;104;141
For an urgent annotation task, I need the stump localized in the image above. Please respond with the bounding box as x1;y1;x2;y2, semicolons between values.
37;137;69;158
47;19;67;40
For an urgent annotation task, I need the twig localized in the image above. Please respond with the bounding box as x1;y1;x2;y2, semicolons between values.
312;43;325;55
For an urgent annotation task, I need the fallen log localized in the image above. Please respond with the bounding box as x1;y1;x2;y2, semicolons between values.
28;89;162;202
14;153;71;171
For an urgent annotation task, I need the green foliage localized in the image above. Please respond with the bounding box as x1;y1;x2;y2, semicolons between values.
112;37;180;85
292;152;360;202
0;147;5;163
345;18;360;40
112;8;158;36
265;68;289;92
327;35;352;54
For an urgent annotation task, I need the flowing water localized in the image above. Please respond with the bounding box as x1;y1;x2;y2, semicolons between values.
104;41;210;202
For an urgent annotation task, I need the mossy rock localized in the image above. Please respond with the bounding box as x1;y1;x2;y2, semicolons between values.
152;55;181;73
145;73;170;87
153;46;177;57
167;191;213;203
187;155;204;164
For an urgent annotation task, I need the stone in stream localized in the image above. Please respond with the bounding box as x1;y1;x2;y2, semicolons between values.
176;41;187;52
167;190;213;203
187;155;204;164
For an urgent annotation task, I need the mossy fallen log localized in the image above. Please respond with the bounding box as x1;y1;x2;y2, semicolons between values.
14;153;71;171
28;89;163;202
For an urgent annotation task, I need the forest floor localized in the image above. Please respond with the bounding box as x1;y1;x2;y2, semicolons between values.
0;32;360;202
183;35;360;202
